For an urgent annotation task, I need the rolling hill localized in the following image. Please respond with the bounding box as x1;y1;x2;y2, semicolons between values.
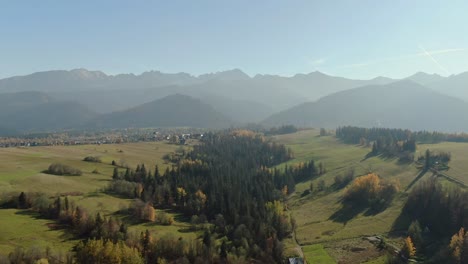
90;94;232;129
0;91;52;117
2;101;97;132
263;80;468;132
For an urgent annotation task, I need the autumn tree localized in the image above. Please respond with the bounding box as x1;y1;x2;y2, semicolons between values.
401;236;416;259
449;227;468;264
76;238;143;264
143;203;156;222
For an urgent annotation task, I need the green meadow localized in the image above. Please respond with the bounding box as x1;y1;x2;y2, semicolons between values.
0;141;193;255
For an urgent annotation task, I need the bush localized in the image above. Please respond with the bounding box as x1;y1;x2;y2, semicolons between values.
344;173;399;208
108;180;141;198
83;156;102;163
156;212;174;225
44;163;82;176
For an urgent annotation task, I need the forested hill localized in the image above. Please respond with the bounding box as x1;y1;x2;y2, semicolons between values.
0;126;17;137
3;101;98;132
262;80;468;132
0;91;52;117
89;94;233;129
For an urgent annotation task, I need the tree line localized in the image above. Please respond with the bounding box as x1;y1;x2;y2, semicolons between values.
336;126;468;145
390;178;468;263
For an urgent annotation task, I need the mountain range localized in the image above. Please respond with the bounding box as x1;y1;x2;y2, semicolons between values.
1;69;468;133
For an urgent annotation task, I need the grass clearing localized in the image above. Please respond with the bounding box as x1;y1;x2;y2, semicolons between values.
302;244;335;264
0;209;77;255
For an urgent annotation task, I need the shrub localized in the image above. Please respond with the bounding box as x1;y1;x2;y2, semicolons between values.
83;156;102;163
344;173;399;209
333;169;355;189
156;212;174;225
44;163;82;176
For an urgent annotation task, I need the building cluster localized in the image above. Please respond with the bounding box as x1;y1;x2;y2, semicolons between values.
0;128;205;148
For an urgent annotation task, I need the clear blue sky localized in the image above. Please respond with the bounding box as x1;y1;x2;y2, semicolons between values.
1;0;468;79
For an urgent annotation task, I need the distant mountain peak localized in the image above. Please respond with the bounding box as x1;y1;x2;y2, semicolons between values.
411;71;442;77
405;71;444;85
70;68;107;79
198;69;251;81
308;70;328;76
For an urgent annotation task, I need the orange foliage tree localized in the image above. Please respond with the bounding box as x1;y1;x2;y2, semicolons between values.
344;173;400;209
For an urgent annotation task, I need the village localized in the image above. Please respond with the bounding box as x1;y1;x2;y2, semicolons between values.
0;128;205;148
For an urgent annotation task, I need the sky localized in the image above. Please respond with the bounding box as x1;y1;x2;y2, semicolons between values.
1;0;468;79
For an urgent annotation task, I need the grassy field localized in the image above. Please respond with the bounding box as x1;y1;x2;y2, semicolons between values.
0;141;195;255
0;141;181;195
302;244;335;264
0;209;77;255
274;129;422;263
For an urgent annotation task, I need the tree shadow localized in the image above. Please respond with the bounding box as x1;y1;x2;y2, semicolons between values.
329;202;367;224
330;198;395;224
405;169;428;192
14;210;75;241
388;212;412;238
14;209;38;217
360;152;377;162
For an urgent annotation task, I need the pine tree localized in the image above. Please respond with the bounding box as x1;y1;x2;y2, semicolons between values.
112;167;119;180
18;192;27;209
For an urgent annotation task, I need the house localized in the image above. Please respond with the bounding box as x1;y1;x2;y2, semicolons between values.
289;257;304;264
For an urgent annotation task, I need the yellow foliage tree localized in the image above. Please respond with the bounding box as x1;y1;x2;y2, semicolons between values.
401;236;416;258
345;173;381;201
449;227;467;263
231;129;257;138
143;203;155;222
176;187;187;206
194;190;207;213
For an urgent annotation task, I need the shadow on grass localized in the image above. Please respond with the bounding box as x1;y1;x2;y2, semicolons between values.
97;179;111;182
14;210;74;241
360;152;377;162
177;227;196;233
329;202;367;224
329;200;392;224
360;152;401;163
14;209;38;217
388;212;412;238
405;169;428;192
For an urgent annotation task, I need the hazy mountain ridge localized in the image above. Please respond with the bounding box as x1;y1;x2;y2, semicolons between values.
263;80;468;132
427;72;468;101
0;69;403;119
89;94;232;129
3;69;468;132
1;101;98;132
0;93;233;133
